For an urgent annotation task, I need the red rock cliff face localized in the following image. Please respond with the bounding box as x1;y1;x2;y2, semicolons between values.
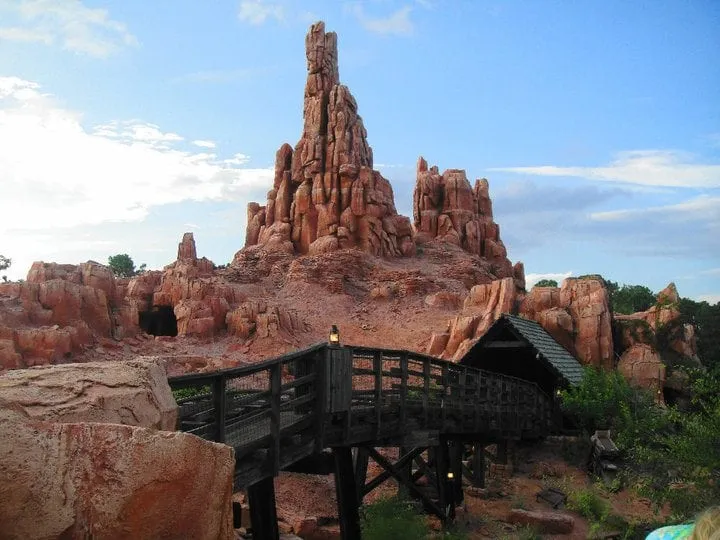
413;157;515;279
0;262;138;369
242;22;414;258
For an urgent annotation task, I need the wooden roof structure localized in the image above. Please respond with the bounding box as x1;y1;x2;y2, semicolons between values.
460;314;584;390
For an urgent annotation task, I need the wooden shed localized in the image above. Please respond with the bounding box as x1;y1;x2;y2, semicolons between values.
459;314;584;396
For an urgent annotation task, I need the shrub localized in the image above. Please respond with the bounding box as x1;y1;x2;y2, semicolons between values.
172;385;210;401
360;497;429;540
568;487;610;523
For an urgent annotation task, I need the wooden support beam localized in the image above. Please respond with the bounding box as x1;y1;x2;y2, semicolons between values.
397;446;411;498
363;446;425;495
212;375;226;443
365;447;445;519
449;441;464;504
354;447;369;502
497;440;508;465
471;443;486;487
270;363;281;474
480;340;529;349
435;439;453;523
247;476;279;540
333;447;361;540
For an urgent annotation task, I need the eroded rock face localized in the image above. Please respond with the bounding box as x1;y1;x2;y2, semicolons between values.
433;277;519;360
241;22;414;258
0;415;234;540
519;278;613;369
0;359;234;539
0;358;178;429
413;157;514;278
0;261;139;369
617;344;665;400
226;299;307;341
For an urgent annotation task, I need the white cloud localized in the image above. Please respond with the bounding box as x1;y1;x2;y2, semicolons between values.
491;150;720;188
590;195;720;222
0;0;138;57
699;268;720;277
0;76;273;277
695;294;720;305
193;140;216;149
238;0;284;25
0;26;52;43
350;4;415;36
525;271;574;288
223;153;251;166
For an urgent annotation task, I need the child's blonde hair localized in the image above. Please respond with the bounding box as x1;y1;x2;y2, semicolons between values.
691;507;720;540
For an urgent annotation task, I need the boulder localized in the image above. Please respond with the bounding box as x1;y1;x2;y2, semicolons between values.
0;415;234;540
617;344;665;400
0;359;178;430
507;508;574;534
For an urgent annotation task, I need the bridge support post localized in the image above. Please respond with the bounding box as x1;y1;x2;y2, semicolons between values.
471;442;485;487
354;446;369;502
334;446;362;540
397;446;412;498
247;476;279;540
449;440;464;504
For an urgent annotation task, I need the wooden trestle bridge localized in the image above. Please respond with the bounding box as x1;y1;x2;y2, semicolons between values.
169;342;556;539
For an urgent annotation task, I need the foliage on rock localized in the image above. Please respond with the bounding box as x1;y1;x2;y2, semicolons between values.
606;281;656;315
533;279;558;287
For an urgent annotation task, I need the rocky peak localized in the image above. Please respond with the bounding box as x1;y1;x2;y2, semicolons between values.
177;232;197;262
413;156;513;275
242;21;413;258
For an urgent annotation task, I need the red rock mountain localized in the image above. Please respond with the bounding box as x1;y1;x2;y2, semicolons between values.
0;22;703;401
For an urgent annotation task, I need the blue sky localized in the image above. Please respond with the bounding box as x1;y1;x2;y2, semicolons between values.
0;0;718;303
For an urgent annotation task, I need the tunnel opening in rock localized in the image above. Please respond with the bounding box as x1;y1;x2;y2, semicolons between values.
139;306;178;337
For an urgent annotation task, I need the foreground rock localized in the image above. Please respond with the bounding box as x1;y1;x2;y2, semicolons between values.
0;358;178;429
0;359;234;540
0;415;234;540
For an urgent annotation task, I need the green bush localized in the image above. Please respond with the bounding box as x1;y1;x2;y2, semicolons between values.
172;385;210;401
568;487;610;523
360;497;429;540
562;366;720;521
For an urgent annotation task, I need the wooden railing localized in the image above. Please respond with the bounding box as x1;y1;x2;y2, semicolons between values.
168;343;552;488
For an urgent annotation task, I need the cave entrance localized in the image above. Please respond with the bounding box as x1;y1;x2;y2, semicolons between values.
139;305;178;337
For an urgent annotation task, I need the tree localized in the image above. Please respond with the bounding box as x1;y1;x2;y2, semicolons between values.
107;254;146;278
534;279;558;287
0;255;10;271
609;283;656;314
678;298;720;372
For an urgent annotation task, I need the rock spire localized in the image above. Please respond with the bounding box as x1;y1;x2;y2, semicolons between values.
244;21;414;257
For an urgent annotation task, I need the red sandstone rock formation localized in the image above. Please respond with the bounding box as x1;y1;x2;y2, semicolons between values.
615;282;699;362
0;359;234;539
413;157;516;280
430;277;519;360
0;261;139;369
431;276;614;369
242;22;414;258
617;344;666;402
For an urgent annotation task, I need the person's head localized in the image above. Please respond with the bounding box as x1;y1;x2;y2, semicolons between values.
691;507;720;540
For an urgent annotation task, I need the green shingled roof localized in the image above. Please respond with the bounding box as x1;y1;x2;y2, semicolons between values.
502;314;584;386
